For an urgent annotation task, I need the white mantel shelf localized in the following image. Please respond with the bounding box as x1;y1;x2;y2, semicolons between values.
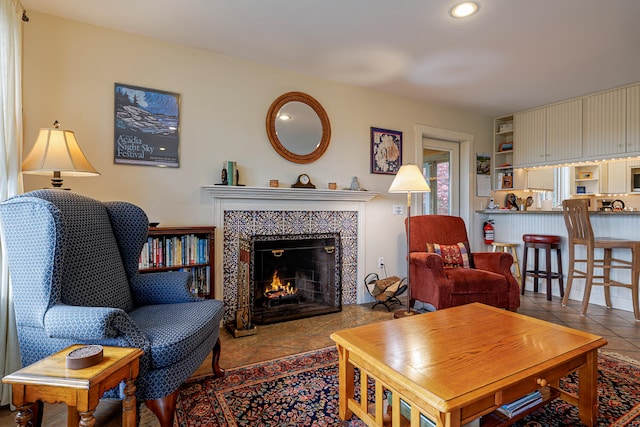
202;185;379;202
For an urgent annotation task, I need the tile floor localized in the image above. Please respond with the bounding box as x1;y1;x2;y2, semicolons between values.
1;292;638;426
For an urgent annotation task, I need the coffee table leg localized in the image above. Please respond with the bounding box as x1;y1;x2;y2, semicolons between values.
577;350;598;426
337;345;354;420
436;410;461;427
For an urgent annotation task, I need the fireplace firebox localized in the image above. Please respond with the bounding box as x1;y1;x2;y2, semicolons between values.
249;233;341;324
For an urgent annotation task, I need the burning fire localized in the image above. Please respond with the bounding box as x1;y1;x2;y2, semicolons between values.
264;270;297;298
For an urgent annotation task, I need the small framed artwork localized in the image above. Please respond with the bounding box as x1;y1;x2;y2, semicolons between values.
114;83;180;167
578;171;593;179
577;186;586;194
371;127;402;174
502;175;513;189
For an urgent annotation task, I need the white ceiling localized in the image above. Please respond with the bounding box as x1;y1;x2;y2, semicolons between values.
21;0;640;116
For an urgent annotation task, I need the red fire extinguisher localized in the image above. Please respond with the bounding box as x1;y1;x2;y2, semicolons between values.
483;220;495;245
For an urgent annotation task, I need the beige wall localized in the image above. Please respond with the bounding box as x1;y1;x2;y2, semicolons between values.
22;12;493;300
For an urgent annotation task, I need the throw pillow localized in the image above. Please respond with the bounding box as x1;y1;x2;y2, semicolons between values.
426;242;471;268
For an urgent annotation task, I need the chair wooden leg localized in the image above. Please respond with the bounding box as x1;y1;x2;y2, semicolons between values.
521;243;529;295
510;247;522;281
603;248;613;308
212;337;225;378
562;243;575;306
581;249;595;316
145;391;178;427
545;246;553;301
556;246;564;298
632;244;640;321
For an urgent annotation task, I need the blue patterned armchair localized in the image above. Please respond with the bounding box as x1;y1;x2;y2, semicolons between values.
0;190;224;426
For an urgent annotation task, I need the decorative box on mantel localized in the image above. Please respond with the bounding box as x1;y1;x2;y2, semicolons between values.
201;185;379;325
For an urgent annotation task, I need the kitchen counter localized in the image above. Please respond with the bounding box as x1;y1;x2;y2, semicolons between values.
474;208;638;315
477;209;640;215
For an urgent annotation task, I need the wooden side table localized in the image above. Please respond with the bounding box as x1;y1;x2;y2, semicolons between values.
2;345;143;427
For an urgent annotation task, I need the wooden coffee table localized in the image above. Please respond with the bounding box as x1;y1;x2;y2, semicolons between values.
2;345;143;427
331;303;607;427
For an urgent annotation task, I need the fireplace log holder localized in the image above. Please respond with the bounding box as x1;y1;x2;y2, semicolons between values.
364;272;407;312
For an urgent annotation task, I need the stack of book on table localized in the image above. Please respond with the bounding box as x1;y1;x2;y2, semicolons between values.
496;390;543;418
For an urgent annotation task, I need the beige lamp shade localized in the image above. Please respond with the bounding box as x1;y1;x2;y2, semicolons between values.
22;126;99;178
388;164;430;193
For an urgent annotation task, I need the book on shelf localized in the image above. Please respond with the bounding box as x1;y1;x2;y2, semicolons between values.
138;234;209;269
495;390;543;418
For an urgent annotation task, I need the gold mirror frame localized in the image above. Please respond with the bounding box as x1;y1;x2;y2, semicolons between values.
266;91;331;164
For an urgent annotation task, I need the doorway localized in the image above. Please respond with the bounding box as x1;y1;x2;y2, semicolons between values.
421;138;460;216
413;124;472;234
421;138;460;215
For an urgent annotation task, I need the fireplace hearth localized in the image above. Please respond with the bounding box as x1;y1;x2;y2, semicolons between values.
250;233;341;324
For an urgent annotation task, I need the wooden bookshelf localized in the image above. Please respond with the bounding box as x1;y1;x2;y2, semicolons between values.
138;226;215;299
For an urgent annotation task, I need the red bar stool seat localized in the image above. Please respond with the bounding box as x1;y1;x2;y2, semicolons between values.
522;234;564;301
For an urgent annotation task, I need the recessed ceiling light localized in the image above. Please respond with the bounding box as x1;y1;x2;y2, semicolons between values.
278;114;291;121
450;2;479;18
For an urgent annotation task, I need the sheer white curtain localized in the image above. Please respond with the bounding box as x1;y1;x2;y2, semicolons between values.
0;0;25;406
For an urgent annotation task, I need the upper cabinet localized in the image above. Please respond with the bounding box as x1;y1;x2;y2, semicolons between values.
509;83;640;169
583;88;627;158
514;100;582;167
603;158;640;194
514;108;544;166
546;99;583;163
585;84;640;158
526;168;554;190
628;85;640;153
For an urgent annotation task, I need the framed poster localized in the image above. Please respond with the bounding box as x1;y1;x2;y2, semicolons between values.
114;83;180;167
370;127;402;174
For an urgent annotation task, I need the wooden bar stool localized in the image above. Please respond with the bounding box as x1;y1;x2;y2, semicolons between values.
522;234;564;301
562;199;640;320
491;242;521;281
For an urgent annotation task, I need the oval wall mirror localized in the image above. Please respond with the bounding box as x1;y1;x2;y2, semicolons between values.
266;91;331;164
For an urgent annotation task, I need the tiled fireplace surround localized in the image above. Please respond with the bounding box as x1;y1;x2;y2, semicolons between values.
202;186;378;324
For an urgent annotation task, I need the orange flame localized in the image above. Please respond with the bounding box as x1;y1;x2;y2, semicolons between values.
265;270;296;297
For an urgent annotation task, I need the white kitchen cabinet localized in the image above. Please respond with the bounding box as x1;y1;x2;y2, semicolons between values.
526;168;554;190
628;84;640;153
514;100;582;167
583;88;626;158
603;160;627;194
601;159;640;194
514;108;545;166
546;99;583;163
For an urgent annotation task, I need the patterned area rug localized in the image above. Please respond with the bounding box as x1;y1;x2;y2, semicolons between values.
175;347;640;427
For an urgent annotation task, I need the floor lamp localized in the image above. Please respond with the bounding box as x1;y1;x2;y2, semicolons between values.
388;164;431;317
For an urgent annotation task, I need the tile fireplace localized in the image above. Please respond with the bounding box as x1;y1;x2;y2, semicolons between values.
202;185;378;326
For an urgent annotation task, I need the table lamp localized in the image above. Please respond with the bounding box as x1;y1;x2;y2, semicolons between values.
388;164;431;317
22;121;99;189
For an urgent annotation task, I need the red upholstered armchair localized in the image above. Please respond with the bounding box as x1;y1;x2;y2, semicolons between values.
407;215;520;311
